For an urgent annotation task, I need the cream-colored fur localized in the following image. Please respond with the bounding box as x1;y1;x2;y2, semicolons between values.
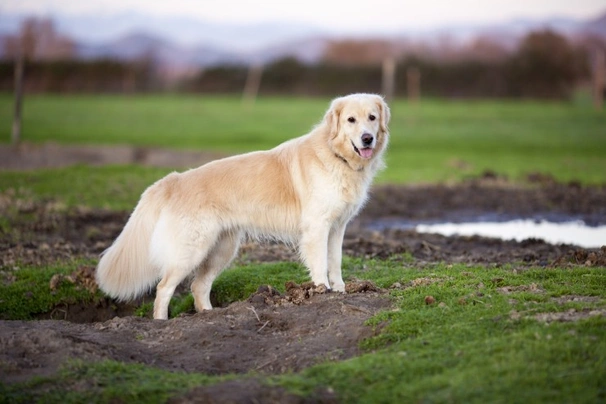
96;93;390;319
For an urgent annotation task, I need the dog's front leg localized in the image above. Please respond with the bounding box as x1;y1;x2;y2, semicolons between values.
300;222;331;289
327;224;346;292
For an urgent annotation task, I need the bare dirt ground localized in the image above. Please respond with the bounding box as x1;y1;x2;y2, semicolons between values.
1;144;606;402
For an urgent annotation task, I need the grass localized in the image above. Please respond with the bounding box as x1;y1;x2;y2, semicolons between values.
1;93;605;185
1;94;605;402
0;165;172;210
0;360;228;404
1;259;605;403
277;262;606;403
0;260;102;320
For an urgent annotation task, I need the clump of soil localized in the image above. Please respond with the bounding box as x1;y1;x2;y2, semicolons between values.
48;265;98;294
551;247;606;267
248;280;382;307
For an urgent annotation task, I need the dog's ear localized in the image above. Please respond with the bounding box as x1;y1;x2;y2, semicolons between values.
377;96;391;134
324;97;344;138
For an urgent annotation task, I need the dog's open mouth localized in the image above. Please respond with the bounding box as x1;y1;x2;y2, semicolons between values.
352;142;373;159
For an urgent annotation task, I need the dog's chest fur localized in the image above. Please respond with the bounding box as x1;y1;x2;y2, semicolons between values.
306;156;376;225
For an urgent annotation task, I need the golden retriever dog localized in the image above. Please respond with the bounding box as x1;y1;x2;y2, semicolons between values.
96;93;390;319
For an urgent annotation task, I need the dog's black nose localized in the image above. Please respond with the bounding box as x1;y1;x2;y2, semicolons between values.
361;133;374;146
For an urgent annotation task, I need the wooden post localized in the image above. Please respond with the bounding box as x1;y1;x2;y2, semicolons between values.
407;66;420;103
382;58;395;102
12;46;24;145
593;50;604;111
242;63;263;106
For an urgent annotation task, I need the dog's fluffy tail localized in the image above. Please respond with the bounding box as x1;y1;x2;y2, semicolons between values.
96;183;165;301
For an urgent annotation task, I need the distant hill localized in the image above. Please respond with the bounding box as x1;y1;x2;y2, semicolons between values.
584;12;606;37
0;11;325;51
76;32;246;68
0;9;604;68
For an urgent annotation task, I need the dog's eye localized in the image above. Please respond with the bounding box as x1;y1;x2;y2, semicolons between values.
369;114;376;121
347;117;356;123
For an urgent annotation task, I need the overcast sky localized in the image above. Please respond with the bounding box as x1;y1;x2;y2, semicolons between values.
2;0;605;34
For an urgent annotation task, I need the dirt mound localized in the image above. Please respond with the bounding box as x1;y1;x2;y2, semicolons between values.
0;284;389;384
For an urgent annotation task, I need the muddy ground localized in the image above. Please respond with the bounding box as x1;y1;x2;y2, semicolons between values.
1;144;606;402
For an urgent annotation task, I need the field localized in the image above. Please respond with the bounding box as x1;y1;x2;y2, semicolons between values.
0;94;605;403
1;93;606;185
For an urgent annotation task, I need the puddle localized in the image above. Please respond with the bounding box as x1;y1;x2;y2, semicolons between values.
369;215;606;249
415;220;606;249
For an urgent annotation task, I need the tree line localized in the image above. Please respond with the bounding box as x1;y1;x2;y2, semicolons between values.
185;30;594;100
0;28;601;100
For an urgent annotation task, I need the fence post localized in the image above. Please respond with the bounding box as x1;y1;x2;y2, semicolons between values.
12;46;24;145
407;66;420;103
594;50;604;111
242;63;263;106
382;58;395;102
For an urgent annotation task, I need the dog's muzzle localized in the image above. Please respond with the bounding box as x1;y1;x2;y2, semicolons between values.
352;135;374;159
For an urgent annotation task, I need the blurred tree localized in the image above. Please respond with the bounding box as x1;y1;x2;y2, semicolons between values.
262;58;308;93
464;36;511;62
508;30;579;99
323;39;397;66
184;65;248;93
3;17;74;61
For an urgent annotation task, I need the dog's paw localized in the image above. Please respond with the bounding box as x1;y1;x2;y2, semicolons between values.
331;281;346;293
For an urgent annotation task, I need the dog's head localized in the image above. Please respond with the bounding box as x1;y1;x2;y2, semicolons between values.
324;93;390;169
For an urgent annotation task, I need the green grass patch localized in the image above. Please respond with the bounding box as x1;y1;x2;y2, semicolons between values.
385;99;606;184
0;261;101;320
0;165;172;210
1;94;605;185
0;94;323;152
275;262;606;403
2;260;605;403
0;360;227;404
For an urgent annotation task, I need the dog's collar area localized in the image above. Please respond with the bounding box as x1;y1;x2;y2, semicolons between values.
334;152;364;172
334;153;349;165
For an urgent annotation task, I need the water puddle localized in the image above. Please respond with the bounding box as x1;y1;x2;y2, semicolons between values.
416;220;606;249
369;215;606;249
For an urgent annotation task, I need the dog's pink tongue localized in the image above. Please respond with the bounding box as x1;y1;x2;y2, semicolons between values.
360;148;373;159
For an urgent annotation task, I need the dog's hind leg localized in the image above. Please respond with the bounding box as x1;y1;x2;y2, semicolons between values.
152;220;221;320
191;230;242;312
153;267;193;320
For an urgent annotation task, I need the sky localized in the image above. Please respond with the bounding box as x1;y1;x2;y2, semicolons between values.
2;0;606;34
